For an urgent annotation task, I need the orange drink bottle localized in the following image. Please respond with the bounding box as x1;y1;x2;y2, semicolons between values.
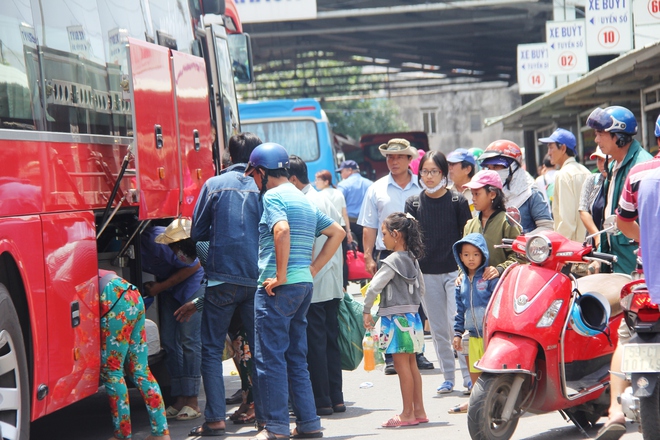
363;332;375;371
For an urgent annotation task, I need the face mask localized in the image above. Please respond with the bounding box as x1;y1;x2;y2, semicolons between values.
495;169;511;187
421;177;447;194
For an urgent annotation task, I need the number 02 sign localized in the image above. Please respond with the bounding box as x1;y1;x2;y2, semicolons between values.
546;20;589;75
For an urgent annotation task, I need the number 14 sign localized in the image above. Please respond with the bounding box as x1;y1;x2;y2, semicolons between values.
546;20;589;75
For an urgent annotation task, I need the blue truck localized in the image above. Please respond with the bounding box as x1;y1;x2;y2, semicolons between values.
239;99;342;183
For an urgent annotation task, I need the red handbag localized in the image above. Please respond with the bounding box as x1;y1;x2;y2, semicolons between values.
346;242;373;281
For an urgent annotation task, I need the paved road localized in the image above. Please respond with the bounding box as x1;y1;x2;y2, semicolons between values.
31;290;644;440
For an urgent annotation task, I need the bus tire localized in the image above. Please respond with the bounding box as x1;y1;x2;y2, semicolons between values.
0;283;31;440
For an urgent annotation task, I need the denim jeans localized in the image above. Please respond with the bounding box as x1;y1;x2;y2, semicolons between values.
160;285;203;397
200;283;255;423
253;283;321;436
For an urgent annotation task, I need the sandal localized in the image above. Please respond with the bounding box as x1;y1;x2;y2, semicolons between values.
291;428;323;439
165;405;180;419
229;402;253;421
595;421;626;440
233;403;256;425
176;405;202;420
189;422;225;437
381;415;419;428
250;429;290;440
448;404;468;414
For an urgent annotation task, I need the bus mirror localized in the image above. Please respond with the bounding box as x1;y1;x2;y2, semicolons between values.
202;0;225;15
228;33;254;84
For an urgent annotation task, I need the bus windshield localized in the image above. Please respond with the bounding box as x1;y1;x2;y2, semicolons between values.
242;120;320;161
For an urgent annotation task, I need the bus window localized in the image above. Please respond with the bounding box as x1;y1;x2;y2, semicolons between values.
242;120;320;161
148;0;195;54
212;26;240;144
0;5;42;130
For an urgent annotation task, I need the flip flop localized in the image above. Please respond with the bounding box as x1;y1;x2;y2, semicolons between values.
448;405;467;414
416;417;429;423
165;405;179;419
381;415;420;428
233;412;256;425
595;422;626;440
189;422;225;437
176;405;202;420
250;429;290;440
291;428;323;439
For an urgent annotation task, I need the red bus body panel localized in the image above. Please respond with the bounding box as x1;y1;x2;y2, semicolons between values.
0;217;49;420
42;212;100;414
171;51;215;218
129;38;180;220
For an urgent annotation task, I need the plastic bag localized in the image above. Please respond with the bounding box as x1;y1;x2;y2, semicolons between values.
347;242;373;281
337;292;366;371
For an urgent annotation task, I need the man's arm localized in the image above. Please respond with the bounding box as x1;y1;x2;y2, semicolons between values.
362;227;377;275
617;217;640;242
310;222;345;277
191;183;212;242
341;207;353;244
144;262;202;296
262;221;290;296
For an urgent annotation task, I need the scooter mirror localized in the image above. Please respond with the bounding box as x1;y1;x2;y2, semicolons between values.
583;215;620;246
602;215;619;235
506;207;523;232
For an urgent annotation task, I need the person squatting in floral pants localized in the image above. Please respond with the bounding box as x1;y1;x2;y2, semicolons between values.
99;271;171;440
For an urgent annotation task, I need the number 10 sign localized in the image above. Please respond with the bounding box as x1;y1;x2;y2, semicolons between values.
546;20;589;75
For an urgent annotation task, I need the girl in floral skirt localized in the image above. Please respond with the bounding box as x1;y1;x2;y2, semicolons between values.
99;270;170;440
362;212;427;428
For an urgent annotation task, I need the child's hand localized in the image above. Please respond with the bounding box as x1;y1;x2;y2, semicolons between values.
482;266;500;280
452;336;463;352
455;276;462;287
363;313;375;330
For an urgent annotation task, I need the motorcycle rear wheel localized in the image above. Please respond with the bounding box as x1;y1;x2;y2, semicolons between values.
468;373;521;440
639;380;660;440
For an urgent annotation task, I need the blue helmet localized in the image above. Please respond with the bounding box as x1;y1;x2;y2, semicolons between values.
570;292;611;337
245;142;290;175
586;106;638;135
655;113;660;138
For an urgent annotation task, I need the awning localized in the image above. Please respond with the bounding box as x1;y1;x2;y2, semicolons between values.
485;41;660;137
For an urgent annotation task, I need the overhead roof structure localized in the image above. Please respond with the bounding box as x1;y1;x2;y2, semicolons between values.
485;41;660;146
241;0;556;99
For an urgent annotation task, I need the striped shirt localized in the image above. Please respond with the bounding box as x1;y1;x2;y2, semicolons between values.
258;182;334;285
617;155;660;222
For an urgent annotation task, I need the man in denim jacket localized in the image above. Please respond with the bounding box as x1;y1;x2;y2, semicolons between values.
188;132;263;437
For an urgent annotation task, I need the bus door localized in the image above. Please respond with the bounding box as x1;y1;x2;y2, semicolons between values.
170;51;214;217
203;23;240;164
127;38;180;220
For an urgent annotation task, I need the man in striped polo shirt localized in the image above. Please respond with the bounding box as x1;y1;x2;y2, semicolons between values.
245;142;345;440
594;113;660;440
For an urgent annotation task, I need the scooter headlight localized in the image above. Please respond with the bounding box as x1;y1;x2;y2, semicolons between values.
526;236;552;264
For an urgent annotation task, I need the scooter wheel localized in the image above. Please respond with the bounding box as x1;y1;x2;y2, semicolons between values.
468;373;521;440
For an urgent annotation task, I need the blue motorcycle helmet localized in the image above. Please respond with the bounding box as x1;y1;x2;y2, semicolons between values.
655;113;660;138
570;291;611;337
586;106;638;135
245;142;290;197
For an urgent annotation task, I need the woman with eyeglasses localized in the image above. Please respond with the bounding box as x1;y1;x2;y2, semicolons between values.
404;151;474;397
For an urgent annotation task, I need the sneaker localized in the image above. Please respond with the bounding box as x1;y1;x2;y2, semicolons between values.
463;381;472;395
384;363;397;375
437;380;454;394
416;354;434;370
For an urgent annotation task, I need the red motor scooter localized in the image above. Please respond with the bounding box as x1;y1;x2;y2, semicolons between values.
467;217;630;440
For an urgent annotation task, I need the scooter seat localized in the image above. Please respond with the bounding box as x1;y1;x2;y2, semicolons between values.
577;273;632;317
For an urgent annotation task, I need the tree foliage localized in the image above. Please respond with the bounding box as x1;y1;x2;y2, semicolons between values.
321;99;409;140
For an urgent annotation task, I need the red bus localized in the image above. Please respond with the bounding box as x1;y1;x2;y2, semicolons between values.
0;1;249;438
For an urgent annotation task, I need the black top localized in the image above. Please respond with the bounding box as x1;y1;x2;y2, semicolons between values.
405;190;472;274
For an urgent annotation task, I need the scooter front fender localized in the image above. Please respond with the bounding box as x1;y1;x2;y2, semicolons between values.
476;333;538;375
